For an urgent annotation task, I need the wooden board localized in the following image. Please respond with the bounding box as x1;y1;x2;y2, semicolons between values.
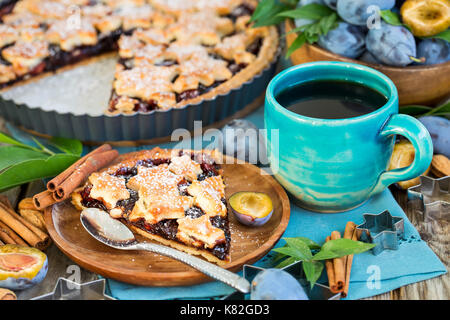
43;161;290;287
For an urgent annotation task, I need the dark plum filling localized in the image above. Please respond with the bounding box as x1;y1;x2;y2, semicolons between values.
209;215;231;260
107;92;159;113
132;213;231;260
227;3;255;22
155;59;177;67
0;0;16;18
177;178;191;196
185;206;205;219
80;185;108;212
114;166;138;179
116;189;139;213
45;30;122;71
0;29;123;89
133;218;179;241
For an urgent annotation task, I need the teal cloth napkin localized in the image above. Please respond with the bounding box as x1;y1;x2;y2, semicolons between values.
104;188;446;300
5;106;447;300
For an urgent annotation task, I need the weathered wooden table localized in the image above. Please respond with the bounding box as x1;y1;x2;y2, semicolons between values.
0;119;448;300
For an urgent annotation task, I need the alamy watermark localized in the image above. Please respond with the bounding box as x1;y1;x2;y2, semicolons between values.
366;5;382;30
366;265;381;290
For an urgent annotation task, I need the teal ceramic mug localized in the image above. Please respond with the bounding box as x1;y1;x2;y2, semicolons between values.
265;62;433;212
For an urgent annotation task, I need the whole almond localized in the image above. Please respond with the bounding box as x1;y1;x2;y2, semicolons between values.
431;154;450;178
18;198;39;211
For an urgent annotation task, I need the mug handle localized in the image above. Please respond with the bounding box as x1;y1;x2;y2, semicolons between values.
371;114;433;194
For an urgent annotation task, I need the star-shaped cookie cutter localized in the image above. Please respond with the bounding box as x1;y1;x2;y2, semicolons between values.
356;210;404;255
223;261;341;300
407;176;450;222
31;278;115;300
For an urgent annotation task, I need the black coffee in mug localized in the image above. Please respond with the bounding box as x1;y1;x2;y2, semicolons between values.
275;80;388;119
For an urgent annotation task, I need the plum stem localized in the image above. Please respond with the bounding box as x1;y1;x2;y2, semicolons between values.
409;56;426;63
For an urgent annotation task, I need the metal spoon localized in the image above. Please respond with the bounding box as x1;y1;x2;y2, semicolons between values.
80;208;251;293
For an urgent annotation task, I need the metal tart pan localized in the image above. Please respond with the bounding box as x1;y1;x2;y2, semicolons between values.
0;52;279;145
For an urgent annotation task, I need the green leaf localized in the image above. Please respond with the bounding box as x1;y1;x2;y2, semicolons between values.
272;246;310;261
302;261;324;288
31;137;54;155
424;29;450;43
305;22;321;36
252;3;291;27
380;10;403;26
318;12;337;34
423;101;450;116
399;105;433;117
428;112;450;120
285;33;306;58
0;153;80;192
306;34;319;44
250;0;276;22
49;136;83;155
0;146;48;171
0;132;33;149
278;3;333;20
284;237;321;250
284;238;313;260
312;239;375;261
275;256;299;269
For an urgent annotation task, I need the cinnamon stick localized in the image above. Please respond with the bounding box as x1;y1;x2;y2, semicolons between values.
0;229;16;245
0;221;28;246
324;236;338;292
0;202;49;250
342;222;358;298
0;197;29;246
54;149;119;201
33;190;55;211
331;231;346;292
46;144;112;191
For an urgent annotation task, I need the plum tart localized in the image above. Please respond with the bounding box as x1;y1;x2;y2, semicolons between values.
71;148;232;265
0;0;278;115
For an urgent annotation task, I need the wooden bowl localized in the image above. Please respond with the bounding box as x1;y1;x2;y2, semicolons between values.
285;20;450;106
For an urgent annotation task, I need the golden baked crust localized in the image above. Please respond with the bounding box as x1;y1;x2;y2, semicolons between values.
71;147;231;264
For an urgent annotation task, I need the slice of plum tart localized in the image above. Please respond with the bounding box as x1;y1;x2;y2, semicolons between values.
71;147;232;265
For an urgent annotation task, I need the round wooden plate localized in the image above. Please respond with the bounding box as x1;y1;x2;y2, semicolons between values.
44;160;290;287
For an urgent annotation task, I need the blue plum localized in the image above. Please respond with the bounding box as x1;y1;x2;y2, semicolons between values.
418;116;450;157
323;0;337;10
295;0;325;29
318;22;366;58
417;39;450;65
337;0;395;26
359;50;382;64
366;22;416;66
250;269;309;300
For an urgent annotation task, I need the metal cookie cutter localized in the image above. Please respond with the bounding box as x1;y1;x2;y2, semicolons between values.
356;210;405;255
223;261;341;300
407;176;450;222
32;278;115;300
